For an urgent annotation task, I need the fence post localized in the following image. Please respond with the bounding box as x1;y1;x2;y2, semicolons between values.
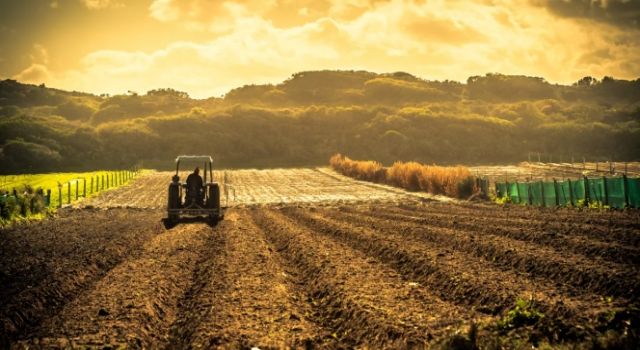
568;179;574;207
515;181;520;204
553;179;559;207
623;175;629;208
603;176;609;207
67;182;71;204
506;181;510;199
584;176;590;207
90;177;94;195
58;184;62;208
101;175;105;190
540;180;545;207
83;179;86;197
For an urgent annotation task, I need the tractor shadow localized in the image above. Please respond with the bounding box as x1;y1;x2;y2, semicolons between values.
161;216;221;229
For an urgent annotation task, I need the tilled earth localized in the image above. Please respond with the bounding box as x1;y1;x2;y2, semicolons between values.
1;169;639;349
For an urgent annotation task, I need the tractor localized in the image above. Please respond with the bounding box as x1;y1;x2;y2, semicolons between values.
167;155;223;223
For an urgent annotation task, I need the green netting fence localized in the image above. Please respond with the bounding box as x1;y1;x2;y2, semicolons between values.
495;176;640;209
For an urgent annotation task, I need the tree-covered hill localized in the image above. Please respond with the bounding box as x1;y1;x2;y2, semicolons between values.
0;71;638;173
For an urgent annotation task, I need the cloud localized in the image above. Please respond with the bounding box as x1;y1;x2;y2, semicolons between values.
30;44;49;65
147;0;389;30
533;0;640;29
80;0;123;10
35;0;640;98
13;64;52;83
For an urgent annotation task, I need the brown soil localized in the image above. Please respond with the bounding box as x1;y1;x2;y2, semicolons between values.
2;168;638;348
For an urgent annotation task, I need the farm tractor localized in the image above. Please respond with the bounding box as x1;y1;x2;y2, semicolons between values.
167;155;223;223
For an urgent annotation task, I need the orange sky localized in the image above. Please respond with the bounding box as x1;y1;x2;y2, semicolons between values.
1;0;639;98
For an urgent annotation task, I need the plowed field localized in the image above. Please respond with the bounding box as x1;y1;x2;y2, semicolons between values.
1;168;638;349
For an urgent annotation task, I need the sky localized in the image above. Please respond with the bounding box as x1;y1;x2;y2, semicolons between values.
1;0;639;98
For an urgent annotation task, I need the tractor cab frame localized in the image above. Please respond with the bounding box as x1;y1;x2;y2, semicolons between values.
167;155;223;223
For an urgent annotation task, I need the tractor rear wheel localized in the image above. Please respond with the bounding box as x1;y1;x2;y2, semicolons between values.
207;183;221;210
207;183;221;224
168;183;181;222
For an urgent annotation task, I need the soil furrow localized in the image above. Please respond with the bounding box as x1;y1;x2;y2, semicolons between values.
0;209;162;347
343;206;640;266
279;207;618;331
166;210;328;349
319;208;639;300
16;222;213;349
394;203;640;247
251;208;478;348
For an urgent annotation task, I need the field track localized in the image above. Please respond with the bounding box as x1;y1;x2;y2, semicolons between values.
1;168;638;348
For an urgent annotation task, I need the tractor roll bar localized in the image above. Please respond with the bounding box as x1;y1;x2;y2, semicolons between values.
175;155;214;183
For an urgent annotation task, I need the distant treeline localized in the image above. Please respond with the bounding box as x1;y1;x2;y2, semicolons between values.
0;71;639;173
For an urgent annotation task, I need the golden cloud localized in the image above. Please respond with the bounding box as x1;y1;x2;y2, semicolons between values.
13;64;52;84
80;0;123;10
36;0;640;98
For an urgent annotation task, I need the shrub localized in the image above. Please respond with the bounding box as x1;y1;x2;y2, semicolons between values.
0;186;48;224
497;298;545;330
330;154;477;199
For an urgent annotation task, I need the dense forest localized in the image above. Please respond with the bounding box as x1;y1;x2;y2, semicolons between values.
0;71;639;173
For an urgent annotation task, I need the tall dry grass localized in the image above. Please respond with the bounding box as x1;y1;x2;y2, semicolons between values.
330;154;476;199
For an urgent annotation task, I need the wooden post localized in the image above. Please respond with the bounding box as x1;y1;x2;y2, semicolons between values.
506;181;510;199
603;176;609;207
553;178;559;206
623;175;629;208
67;183;71;204
540;180;545;207
568;179;574;207
584;176;590;207
83;179;86;197
515;181;520;204
75;181;79;200
58;184;62;208
90;177;94;194
102;175;105;190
